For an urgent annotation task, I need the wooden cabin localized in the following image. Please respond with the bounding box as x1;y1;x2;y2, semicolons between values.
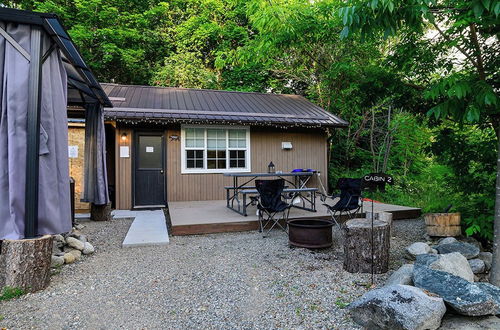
68;83;348;211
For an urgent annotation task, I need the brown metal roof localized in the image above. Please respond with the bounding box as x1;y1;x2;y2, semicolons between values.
101;83;348;128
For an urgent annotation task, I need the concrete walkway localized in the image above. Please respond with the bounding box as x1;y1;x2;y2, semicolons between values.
113;210;169;248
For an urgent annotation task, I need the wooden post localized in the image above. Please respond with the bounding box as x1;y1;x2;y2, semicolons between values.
0;235;53;292
424;213;461;237
90;203;111;221
344;218;390;274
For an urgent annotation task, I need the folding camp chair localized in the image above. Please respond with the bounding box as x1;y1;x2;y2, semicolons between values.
255;179;292;237
323;178;363;230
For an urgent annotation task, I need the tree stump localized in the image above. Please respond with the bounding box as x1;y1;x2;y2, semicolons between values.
344;218;390;274
0;235;53;293
424;213;461;237
90;203;111;221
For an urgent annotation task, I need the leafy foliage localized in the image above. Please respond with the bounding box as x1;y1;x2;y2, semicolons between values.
0;287;25;301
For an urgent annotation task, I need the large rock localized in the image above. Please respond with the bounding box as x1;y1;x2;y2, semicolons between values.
405;242;432;260
412;261;500;316
68;249;82;260
348;284;446;330
51;255;64;267
415;252;474;282
439;314;500;330
63;253;76;264
82;242;95;255
438;237;457;245
66;237;85;251
435;242;480;259
385;264;414;286
477;252;492;271
468;259;486;274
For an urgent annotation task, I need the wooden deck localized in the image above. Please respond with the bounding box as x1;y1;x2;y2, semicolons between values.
168;198;421;235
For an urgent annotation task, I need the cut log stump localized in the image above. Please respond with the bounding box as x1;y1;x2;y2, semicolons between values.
0;235;53;293
424;213;461;237
344;218;390;274
90;203;111;221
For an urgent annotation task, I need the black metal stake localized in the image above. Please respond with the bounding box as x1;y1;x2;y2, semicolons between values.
24;27;43;239
371;198;374;285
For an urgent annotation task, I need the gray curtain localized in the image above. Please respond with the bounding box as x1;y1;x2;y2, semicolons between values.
0;23;71;239
82;102;109;205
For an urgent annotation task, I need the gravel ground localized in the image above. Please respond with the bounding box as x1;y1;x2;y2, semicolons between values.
0;217;426;329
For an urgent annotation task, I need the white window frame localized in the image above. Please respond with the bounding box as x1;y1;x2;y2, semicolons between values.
181;125;251;174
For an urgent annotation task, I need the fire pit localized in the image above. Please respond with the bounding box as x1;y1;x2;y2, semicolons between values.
287;218;334;249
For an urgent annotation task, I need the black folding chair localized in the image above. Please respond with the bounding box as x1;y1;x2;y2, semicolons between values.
323;178;363;230
255;179;292;237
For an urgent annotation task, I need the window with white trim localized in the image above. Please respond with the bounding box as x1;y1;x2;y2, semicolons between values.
181;126;251;173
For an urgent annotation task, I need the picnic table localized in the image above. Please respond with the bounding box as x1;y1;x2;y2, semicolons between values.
223;172;318;216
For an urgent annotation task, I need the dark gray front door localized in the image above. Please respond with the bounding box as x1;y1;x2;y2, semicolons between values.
134;133;165;207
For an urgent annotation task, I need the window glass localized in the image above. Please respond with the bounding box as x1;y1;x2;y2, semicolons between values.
186;149;204;169
184;127;248;171
229;150;246;168
228;129;246;148
185;128;205;148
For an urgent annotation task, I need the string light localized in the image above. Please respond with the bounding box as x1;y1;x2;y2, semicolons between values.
107;115;336;131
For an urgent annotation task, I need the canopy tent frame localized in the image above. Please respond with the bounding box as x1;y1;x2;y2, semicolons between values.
0;8;111;239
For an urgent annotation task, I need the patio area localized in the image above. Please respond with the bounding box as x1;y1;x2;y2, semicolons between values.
169;198;421;235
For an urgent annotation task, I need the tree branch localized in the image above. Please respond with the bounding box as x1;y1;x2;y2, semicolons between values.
430;20;478;69
469;23;487;81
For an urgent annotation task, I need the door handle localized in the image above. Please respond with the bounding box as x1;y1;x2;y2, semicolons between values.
160;170;164;174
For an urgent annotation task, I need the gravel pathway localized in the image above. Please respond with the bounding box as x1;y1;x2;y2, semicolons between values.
0;217;426;329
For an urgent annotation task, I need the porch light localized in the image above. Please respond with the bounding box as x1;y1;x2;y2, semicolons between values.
268;161;275;173
121;133;128;142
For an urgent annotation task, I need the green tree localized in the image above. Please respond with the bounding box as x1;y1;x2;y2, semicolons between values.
340;0;500;285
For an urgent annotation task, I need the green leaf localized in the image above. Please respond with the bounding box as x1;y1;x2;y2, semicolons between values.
473;2;485;17
481;0;491;10
466;108;480;122
387;1;394;13
340;26;350;39
484;91;497;105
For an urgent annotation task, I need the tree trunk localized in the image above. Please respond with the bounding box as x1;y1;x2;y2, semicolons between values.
343;218;390;274
0;235;53;293
490;134;500;286
90;203;111;221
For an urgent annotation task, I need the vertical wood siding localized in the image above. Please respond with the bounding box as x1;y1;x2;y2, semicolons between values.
115;126;328;207
166;127;328;202
115;127;133;209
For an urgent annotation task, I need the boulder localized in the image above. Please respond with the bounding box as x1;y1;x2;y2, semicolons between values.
51;255;64;267
438;237;457;245
406;242;432;260
477;252;492;271
82;242;95;255
415;252;474;282
66;237;85;251
462;236;482;250
439;314;500;330
63;253;76;264
435;242;480;259
53;234;65;243
68;249;82;260
52;241;63;254
348;284;446;330
412;261;500;316
78;234;88;243
385;264;414;286
468;259;486;274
